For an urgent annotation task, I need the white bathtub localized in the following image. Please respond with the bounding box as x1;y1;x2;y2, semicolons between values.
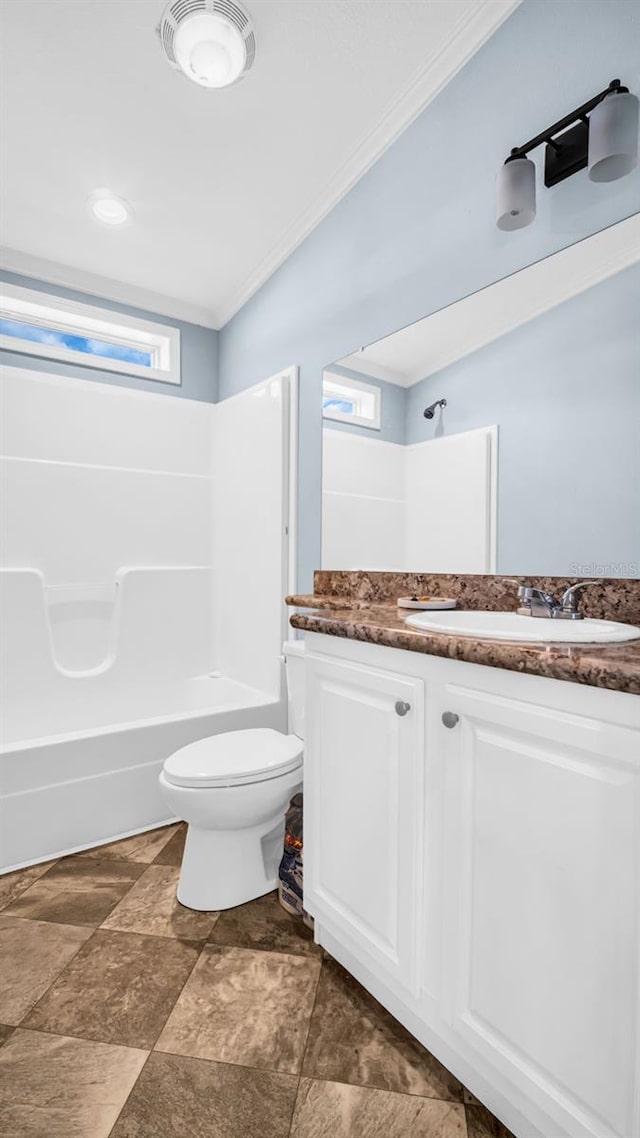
0;676;284;872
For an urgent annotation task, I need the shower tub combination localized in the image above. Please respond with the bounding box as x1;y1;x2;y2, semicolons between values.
0;365;296;872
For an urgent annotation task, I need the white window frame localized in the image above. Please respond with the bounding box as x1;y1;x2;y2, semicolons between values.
322;370;381;430
0;282;181;384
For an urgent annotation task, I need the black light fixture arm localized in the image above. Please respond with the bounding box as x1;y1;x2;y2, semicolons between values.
496;75;637;228
504;78;627;164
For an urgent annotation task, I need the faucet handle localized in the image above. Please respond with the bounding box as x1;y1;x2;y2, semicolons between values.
560;580;601;614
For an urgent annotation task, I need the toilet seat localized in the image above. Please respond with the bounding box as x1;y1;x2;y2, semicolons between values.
163;728;303;789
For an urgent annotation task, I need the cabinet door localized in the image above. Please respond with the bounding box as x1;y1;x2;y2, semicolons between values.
439;681;640;1138
305;654;424;995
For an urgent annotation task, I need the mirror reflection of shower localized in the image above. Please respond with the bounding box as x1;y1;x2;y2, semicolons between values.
423;398;447;419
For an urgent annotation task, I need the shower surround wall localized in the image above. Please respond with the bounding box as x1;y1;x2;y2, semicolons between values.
0;366;292;871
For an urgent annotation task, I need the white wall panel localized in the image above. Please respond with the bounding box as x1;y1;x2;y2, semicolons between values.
405;427;497;572
322;429;405;569
1;457;211;583
212;372;292;698
0;365;215;723
322;492;405;571
0;367;214;475
322;428;405;498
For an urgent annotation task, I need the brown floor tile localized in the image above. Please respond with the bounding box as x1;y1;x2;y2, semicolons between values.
290;1078;468;1138
0;1026;15;1048
156;943;321;1073
0;860;58;911
209;890;321;957
24;928;200;1049
102;864;219;941
152;824;186;866
77;824;180;864
3;856;146;927
303;957;462;1101
0;1028;146;1138
0;915;91;1025
110;1052;298;1138
466;1103;516;1138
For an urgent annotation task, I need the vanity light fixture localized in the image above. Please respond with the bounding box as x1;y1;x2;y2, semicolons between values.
496;78;639;231
87;190;133;227
158;0;256;89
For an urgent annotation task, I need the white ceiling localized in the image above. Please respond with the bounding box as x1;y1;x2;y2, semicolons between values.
0;0;518;328
339;214;640;386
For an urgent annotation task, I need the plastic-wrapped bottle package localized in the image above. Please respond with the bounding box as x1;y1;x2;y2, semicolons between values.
278;793;312;926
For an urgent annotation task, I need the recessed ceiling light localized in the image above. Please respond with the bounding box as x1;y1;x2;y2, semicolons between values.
159;1;256;90
87;190;133;227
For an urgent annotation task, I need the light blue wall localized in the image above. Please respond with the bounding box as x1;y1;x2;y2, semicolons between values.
218;0;640;588
323;363;406;444
0;271;218;403
405;265;640;576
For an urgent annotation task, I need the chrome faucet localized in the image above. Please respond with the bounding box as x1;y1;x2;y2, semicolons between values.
516;581;600;620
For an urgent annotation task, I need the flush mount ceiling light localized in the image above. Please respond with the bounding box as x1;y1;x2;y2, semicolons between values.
496;78;639;231
87;189;133;226
158;0;256;89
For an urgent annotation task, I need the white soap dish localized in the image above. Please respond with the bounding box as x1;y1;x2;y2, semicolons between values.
397;596;457;611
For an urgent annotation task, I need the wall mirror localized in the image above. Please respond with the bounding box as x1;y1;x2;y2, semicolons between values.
321;214;640;578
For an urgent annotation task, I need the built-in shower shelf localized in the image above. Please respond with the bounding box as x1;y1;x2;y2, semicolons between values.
1;565;212;679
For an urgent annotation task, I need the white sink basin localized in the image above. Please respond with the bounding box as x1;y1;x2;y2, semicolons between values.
404;610;640;644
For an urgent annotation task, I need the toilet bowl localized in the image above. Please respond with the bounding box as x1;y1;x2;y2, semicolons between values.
159;641;305;911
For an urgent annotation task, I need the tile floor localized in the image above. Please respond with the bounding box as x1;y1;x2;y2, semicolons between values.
0;823;516;1138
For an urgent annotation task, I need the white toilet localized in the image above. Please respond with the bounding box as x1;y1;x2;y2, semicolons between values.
159;641;305;911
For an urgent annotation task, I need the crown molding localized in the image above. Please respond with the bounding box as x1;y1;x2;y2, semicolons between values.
215;0;522;327
0;247;218;330
333;356;411;387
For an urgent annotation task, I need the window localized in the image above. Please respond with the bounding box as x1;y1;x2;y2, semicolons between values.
0;283;181;384
322;371;381;430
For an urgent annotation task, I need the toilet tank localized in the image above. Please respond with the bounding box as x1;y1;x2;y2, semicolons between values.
283;639;305;739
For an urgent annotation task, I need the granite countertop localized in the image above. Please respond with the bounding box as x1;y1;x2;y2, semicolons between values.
286;597;640;695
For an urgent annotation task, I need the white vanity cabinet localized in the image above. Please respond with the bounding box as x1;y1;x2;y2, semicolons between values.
438;679;640;1138
303;633;640;1138
304;654;425;995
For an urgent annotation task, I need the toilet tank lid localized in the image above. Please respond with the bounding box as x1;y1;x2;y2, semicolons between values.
163;728;303;788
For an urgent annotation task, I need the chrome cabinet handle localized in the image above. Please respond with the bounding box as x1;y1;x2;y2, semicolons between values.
442;711;460;729
395;700;411;717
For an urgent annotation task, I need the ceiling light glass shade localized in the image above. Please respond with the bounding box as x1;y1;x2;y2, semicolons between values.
174;13;246;88
496;157;536;231
588;91;639;182
87;190;132;226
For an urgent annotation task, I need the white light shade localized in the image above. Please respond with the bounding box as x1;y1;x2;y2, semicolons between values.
496;157;536;231
588;91;639;183
174;12;246;88
87;190;133;226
